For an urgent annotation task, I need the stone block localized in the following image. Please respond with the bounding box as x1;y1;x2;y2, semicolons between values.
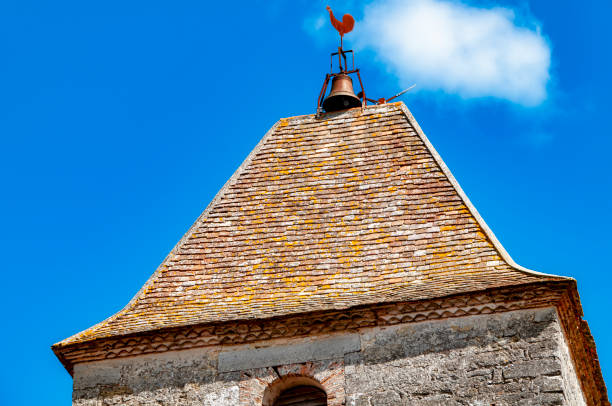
218;334;360;372
503;359;561;380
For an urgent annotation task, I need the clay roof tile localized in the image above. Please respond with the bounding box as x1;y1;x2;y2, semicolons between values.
55;102;566;348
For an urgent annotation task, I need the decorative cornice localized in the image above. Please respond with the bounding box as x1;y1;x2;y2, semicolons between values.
53;282;565;371
53;280;607;405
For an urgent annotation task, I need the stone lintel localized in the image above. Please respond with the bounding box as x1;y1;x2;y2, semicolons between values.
218;334;360;372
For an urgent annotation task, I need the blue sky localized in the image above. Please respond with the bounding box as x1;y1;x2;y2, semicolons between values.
1;0;610;403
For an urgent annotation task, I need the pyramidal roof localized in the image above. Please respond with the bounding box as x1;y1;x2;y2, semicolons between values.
56;102;566;348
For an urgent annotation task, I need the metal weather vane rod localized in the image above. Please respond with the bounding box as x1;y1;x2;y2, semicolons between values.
363;84;417;105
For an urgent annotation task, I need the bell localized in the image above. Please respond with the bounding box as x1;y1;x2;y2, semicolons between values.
322;74;362;112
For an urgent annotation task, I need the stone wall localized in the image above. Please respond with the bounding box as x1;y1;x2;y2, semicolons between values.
73;347;240;406
72;307;586;405
344;307;586;405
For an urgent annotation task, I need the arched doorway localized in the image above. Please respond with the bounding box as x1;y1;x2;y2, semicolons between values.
273;385;327;406
263;375;328;406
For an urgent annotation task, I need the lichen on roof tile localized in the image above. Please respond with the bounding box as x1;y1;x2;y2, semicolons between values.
56;102;565;348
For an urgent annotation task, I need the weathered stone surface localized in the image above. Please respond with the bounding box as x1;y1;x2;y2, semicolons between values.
219;333;360;372
73;347;238;406
345;308;586;405
557;312;589;405
72;308;586;405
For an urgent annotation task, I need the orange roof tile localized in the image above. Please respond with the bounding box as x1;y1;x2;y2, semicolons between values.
56;102;566;347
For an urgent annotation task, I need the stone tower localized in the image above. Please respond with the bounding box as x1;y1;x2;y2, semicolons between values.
53;103;607;405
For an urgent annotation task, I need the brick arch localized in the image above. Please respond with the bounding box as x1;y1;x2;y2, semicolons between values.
238;360;345;406
262;375;326;406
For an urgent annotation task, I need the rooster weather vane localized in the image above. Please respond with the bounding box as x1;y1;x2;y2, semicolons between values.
317;6;415;115
326;6;354;49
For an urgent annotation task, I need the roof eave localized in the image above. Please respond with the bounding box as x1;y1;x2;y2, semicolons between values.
53;279;579;377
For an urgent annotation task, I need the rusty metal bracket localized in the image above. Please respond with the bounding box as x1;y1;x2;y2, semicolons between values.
317;47;367;115
316;73;331;117
355;69;366;110
330;49;354;73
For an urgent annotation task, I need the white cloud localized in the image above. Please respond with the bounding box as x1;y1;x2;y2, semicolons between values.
355;0;551;106
304;14;325;34
313;15;325;31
